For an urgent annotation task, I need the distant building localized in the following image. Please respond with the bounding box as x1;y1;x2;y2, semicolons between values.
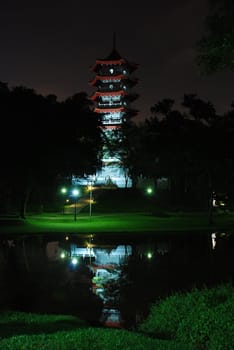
89;36;139;188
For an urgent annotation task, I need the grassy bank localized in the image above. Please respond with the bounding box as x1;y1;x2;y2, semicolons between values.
0;311;193;350
0;283;233;349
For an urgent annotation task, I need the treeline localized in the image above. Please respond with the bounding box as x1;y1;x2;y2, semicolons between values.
118;94;234;208
1;81;234;215
0;82;103;217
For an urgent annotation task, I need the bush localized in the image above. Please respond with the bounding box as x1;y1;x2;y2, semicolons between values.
177;293;234;349
138;284;234;349
0;328;193;350
138;288;203;339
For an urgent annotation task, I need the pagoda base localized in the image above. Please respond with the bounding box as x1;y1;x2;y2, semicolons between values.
95;164;132;188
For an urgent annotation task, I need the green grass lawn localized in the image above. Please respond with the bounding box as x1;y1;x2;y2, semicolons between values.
0;211;233;236
1;188;233;236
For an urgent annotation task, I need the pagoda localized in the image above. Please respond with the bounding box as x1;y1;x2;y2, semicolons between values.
90;37;139;187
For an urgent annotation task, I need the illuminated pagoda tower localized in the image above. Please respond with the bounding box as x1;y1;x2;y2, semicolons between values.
90;37;139;187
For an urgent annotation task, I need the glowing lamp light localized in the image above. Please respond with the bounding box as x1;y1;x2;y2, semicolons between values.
147;252;153;259
72;189;79;222
60;252;65;259
146;187;153;195
71;257;78;265
72;189;79;197
61;187;67;194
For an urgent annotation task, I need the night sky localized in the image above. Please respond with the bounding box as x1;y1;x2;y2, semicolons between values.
1;0;234;122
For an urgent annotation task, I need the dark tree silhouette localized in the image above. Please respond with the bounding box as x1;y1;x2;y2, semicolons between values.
0;84;103;217
196;0;234;74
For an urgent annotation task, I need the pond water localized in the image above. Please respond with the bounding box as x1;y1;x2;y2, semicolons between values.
0;231;233;328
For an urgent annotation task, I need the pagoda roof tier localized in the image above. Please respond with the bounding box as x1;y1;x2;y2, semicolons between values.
105;49;123;60
96;58;126;65
91;49;138;72
94;107;125;113
89;75;139;86
90;90;127;100
92;61;138;73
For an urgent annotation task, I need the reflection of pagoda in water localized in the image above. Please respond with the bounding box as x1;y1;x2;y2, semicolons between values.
90;36;139;187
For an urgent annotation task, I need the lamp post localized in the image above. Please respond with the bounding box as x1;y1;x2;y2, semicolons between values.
89;182;93;218
87;234;93;265
60;187;67;214
72;189;79;222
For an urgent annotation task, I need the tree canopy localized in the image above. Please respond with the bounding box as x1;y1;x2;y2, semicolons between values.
0;83;103;216
196;0;234;74
120;95;234;208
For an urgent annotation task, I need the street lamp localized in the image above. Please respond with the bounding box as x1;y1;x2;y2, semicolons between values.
146;187;153;195
88;182;93;218
87;234;94;265
61;187;67;194
60;187;67;214
72;189;79;221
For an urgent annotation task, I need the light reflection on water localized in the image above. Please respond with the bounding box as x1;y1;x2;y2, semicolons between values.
0;230;233;328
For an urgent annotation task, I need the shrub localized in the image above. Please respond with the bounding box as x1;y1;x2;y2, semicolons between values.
177;293;234;349
138;284;234;349
138;288;205;339
0;328;193;350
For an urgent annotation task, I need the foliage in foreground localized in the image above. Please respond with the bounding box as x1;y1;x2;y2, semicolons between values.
1;283;234;349
0;327;193;350
138;283;234;350
0;311;87;338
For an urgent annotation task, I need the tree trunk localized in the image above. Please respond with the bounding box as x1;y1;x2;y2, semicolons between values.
19;187;31;219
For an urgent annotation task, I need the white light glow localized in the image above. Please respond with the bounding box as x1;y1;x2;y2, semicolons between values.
71;257;78;265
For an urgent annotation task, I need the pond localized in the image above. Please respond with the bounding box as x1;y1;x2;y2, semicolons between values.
0;230;233;329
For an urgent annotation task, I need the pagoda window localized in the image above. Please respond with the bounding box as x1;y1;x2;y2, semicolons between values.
103;112;122;120
101;95;121;102
102;78;121;83
101;96;110;102
102;114;122;125
123;69;127;75
109;68;114;74
102;79;111;83
109;84;114;89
